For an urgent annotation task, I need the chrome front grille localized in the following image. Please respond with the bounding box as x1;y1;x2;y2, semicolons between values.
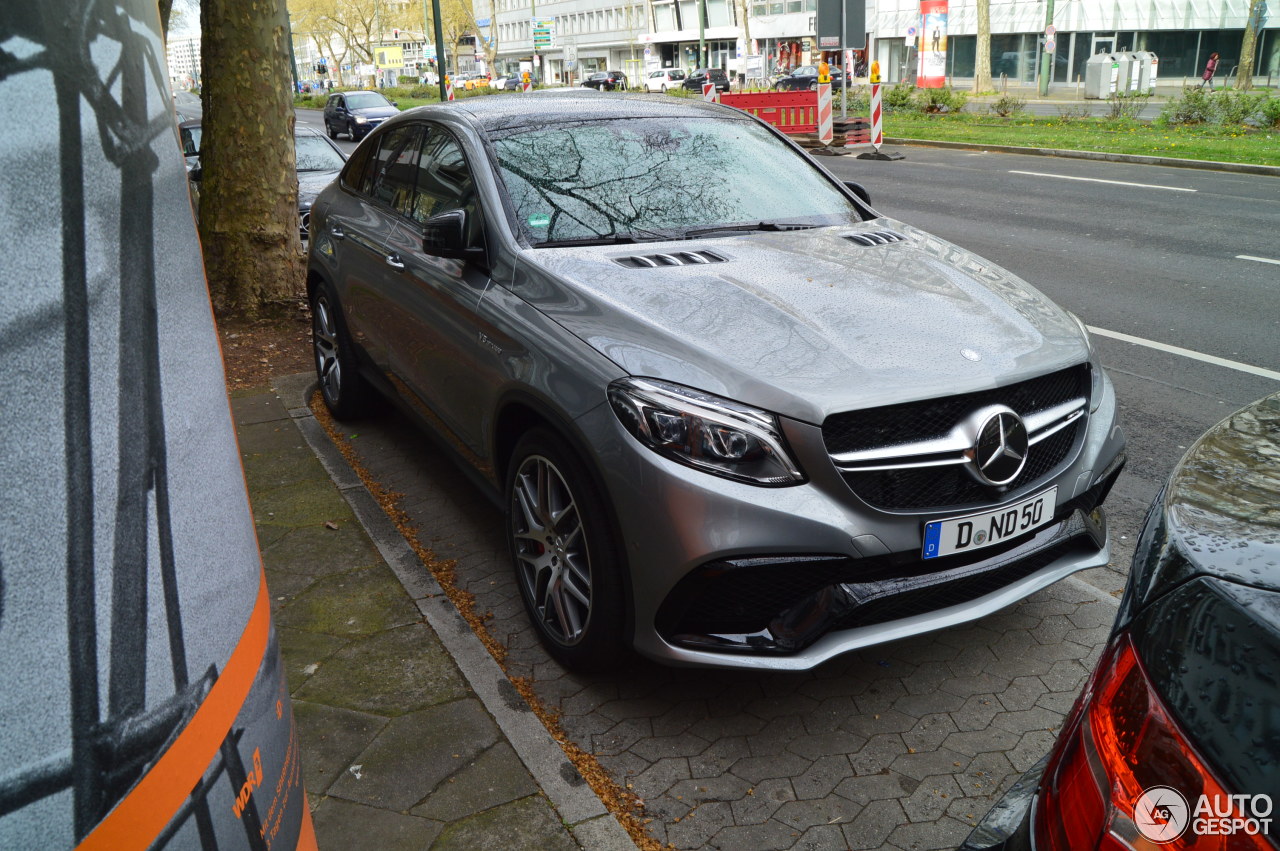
822;365;1090;511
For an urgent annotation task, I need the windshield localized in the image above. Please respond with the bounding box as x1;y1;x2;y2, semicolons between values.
345;92;390;109
491;117;864;245
295;135;345;172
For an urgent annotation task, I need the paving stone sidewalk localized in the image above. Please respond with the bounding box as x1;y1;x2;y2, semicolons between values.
232;374;636;851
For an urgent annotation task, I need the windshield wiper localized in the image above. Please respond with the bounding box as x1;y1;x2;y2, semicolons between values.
533;233;668;248
682;222;818;239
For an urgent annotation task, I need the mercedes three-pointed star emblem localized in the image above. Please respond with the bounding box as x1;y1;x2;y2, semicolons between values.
971;408;1029;486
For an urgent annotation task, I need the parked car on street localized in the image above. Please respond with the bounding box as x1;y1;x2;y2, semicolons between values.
322;90;398;141
961;391;1280;851
644;68;687;92
681;67;730;92
304;93;1125;672
582;70;628;91
772;64;852;90
183;122;346;241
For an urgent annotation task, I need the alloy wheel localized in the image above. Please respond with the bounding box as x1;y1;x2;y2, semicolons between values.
312;293;342;403
511;454;592;646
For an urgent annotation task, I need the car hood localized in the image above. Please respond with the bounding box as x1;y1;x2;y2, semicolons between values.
513;219;1089;424
297;169;341;205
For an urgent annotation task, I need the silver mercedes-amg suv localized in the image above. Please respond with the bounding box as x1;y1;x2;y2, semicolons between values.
305;93;1126;671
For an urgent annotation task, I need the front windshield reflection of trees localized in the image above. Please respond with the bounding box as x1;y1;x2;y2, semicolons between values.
493;118;863;245
345;93;390;109
295;136;346;171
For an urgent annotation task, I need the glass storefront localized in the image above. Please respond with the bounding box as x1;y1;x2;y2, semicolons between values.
909;28;1276;86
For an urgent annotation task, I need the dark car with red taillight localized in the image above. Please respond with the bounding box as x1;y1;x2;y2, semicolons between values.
962;391;1280;851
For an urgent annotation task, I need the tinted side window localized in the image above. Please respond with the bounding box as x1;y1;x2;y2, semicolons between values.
341;140;375;193
408;129;474;225
370;125;422;215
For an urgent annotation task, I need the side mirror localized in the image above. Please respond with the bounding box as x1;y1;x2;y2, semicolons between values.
390;101;399;107
843;180;871;206
422;209;485;263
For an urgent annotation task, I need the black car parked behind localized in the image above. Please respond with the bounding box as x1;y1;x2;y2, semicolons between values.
582;71;627;91
681;68;730;93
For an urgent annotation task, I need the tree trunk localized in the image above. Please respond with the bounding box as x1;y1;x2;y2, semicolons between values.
973;0;990;92
159;0;173;36
1235;0;1263;90
199;0;301;319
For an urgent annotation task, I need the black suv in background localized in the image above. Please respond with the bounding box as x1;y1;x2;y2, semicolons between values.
682;68;730;93
772;65;852;90
582;70;628;91
322;90;399;141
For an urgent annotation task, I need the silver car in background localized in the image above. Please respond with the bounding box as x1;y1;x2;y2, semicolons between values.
305;94;1126;671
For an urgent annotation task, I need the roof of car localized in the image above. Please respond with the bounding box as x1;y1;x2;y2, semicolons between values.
407;90;747;133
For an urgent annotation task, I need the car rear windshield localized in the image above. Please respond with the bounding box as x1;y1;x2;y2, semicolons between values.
669;70;686;79
345;93;390;109
295;135;346;172
490;117;864;245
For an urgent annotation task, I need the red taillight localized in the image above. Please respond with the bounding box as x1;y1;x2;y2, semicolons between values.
1035;633;1275;850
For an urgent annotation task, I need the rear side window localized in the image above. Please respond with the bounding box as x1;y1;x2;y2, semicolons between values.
370;126;422;216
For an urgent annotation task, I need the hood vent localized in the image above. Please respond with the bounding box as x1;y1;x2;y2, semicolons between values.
613;250;727;269
844;230;907;247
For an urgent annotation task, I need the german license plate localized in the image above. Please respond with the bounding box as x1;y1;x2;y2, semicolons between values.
922;488;1057;560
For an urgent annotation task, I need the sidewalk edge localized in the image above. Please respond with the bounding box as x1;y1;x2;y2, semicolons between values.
273;373;638;850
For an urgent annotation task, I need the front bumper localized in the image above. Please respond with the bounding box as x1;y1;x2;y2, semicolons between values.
581;372;1125;670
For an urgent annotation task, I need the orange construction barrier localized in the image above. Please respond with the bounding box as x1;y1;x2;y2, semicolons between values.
721;92;819;134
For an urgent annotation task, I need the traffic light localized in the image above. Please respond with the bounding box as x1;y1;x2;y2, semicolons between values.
393;28;400;38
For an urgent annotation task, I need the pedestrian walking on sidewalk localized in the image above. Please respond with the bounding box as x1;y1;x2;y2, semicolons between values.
1198;52;1219;90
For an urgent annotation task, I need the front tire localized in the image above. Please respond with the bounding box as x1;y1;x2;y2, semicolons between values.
310;282;371;420
506;429;625;672
326;122;337;140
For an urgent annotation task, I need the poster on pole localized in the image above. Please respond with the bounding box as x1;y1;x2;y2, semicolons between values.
917;0;947;88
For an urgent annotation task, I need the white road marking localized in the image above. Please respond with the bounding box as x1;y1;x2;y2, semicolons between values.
1009;170;1196;192
1237;254;1280;266
1088;326;1280;382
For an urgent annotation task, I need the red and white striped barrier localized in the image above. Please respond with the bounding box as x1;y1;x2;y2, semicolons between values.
702;81;719;103
869;83;883;149
522;74;532;92
445;76;455;101
816;82;833;146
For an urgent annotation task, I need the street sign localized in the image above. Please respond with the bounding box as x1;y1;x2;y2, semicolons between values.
532;18;554;49
1045;38;1056;52
1045;24;1056;36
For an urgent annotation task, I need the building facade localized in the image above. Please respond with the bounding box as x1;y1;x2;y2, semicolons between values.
165;35;200;87
486;0;1276;88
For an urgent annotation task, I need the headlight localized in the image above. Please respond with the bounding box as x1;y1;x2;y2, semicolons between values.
354;115;368;124
1067;312;1107;413
608;378;805;486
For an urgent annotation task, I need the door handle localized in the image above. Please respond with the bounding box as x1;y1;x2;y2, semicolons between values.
385;253;405;270
330;224;345;240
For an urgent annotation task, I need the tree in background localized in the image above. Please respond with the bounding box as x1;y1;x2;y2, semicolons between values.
1235;0;1264;90
199;0;301;316
972;0;990;92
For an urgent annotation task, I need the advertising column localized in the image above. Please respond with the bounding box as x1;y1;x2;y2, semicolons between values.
917;0;947;88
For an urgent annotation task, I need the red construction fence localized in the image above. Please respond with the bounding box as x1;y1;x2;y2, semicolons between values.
720;91;870;145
